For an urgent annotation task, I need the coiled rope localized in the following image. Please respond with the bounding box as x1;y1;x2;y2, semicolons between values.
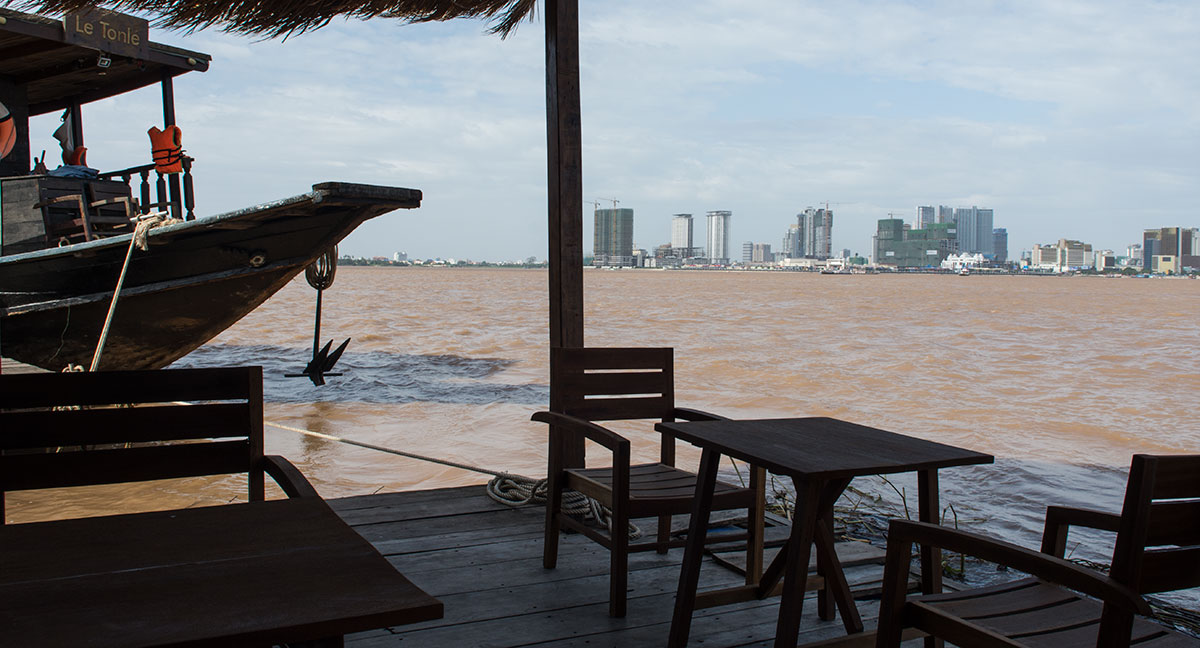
264;421;640;538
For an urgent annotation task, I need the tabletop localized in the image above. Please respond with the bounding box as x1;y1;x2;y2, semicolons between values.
0;497;443;647
655;416;993;480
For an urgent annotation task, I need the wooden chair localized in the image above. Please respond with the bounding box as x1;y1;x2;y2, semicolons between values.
0;366;317;522
532;347;765;617
84;179;138;236
36;179;136;245
875;454;1200;647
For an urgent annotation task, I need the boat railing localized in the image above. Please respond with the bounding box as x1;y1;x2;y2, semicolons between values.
98;156;196;221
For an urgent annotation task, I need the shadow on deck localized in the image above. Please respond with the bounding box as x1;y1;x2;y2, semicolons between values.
331;484;917;648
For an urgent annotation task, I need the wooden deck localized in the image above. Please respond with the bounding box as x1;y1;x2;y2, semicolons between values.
330;484;915;647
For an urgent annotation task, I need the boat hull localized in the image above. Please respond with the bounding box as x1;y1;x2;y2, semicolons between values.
0;182;419;371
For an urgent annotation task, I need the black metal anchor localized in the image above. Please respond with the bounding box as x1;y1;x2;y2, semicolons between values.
287;247;349;386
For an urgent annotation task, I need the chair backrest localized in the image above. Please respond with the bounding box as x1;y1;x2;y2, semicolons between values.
0;366;266;521
85;179;136;228
550;347;675;422
1111;454;1200;595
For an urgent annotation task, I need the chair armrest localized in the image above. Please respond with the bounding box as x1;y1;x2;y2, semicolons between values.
671;407;730;422
262;455;321;499
887;519;1151;615
1041;505;1121;556
531;411;630;452
34;194;85;208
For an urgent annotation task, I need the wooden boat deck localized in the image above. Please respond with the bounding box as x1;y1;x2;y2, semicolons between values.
331;484;913;647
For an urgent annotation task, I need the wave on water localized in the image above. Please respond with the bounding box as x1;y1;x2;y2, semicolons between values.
172;343;549;406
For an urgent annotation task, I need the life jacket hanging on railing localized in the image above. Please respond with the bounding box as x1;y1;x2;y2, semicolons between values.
148;125;183;174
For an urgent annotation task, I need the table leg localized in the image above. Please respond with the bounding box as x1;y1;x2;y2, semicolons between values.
814;516;863;633
816;507;835;621
773;478;821;648
668;447;721;648
813;477;861;632
917;469;944;648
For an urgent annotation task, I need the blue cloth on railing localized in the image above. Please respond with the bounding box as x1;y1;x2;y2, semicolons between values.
47;165;99;179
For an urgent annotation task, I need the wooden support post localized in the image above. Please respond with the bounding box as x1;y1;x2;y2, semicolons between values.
68;98;83;150
545;0;585;466
161;72;184;219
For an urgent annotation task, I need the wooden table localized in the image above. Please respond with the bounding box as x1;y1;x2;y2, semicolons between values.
0;497;443;647
656;417;993;648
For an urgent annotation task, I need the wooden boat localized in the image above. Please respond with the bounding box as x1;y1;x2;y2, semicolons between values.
0;9;420;371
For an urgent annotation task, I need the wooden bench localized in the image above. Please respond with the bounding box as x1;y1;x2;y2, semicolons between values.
0;365;309;518
0;366;443;646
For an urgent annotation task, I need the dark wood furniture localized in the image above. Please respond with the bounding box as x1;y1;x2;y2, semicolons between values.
28;176;136;246
0;366;295;517
655;417;993;648
532;347;765;618
875;453;1200;648
0;366;443;645
0;496;443;647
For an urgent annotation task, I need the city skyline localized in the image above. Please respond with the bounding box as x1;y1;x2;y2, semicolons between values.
44;2;1200;261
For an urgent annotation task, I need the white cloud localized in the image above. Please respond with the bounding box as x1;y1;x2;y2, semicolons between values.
51;1;1200;259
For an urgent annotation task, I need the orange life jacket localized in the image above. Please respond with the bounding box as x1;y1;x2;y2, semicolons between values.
0;101;14;161
148;125;183;174
64;145;86;166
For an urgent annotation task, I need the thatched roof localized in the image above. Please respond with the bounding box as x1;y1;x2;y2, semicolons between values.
12;0;539;38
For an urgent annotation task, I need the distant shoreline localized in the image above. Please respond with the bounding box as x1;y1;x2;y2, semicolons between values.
335;264;1193;278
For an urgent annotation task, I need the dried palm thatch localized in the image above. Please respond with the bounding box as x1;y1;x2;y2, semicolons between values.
11;0;539;38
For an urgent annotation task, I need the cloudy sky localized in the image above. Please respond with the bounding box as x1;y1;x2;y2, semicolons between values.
31;1;1200;261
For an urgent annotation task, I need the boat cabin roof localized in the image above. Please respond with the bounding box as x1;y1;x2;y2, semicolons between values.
0;8;209;116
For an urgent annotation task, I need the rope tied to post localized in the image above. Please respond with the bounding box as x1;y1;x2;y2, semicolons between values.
266;421;640;539
88;211;177;372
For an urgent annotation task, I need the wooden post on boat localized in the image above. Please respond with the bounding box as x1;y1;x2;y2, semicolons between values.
545;0;586;467
67;98;83;153
160;71;185;220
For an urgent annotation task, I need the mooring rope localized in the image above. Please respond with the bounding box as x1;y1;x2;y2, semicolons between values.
263;421;641;538
88;212;174;372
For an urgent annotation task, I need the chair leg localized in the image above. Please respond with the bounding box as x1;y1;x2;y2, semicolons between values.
657;513;671;553
544;473;564;569
610;502;630;617
874;536;913;648
746;466;766;585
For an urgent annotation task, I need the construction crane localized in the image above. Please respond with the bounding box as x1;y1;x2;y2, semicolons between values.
598;197;620;211
585;200;601;214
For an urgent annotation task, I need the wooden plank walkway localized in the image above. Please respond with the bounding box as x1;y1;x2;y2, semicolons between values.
330;485;918;647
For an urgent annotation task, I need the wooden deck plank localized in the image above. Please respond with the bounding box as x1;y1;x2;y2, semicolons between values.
351;506;544;543
331;487;896;648
331;484;496;512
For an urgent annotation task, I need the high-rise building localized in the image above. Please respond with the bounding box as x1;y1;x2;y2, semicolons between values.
797;207;834;259
874;218;957;267
781;224;801;259
1032;239;1093;271
670;214;693;256
1127;243;1143;267
751;243;772;263
992;228;1008;264
952;207;994;256
1143;226;1200;271
593;207;634;266
938;205;954;224
916;206;935;230
742;241;754;263
706;210;731;264
1142;229;1161;270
